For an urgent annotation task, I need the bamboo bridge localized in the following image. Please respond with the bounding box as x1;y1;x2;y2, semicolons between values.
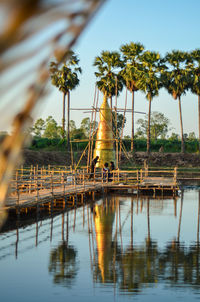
3;165;180;214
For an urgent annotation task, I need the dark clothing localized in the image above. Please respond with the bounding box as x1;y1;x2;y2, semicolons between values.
89;157;99;179
110;162;115;171
109;162;115;181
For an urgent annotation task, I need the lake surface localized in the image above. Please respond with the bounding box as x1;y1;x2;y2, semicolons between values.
1;189;200;301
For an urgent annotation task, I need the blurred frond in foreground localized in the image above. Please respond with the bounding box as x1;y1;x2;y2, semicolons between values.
0;0;106;228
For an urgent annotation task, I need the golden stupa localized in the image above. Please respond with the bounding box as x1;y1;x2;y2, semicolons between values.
93;94;115;168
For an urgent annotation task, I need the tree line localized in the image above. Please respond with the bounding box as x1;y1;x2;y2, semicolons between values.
49;43;200;153
32;116;97;140
30;112;199;153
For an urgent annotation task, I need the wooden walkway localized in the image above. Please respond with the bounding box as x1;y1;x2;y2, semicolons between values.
6;182;103;210
4;166;179;211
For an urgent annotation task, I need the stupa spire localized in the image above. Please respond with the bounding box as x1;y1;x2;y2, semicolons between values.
93;94;115;167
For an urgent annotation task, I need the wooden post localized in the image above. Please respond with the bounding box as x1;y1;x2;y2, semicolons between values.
33;166;36;191
21;165;23;180
62;172;65;195
36;169;39;202
136;170;139;185
29;168;32;194
16;171;20;208
116;139;119;169
48;165;50;175
140;169;143;183
51;172;54;197
83;169;85;191
74;172;77;205
174;167;177;185
94;168;96;183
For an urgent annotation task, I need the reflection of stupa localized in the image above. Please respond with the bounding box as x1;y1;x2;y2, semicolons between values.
94;199;115;282
93;95;115;168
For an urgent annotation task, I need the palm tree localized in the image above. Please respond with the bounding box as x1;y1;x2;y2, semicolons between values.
162;50;190;153
50;51;82;149
120;42;145;151
189;49;200;150
93;50;124;111
137;51;163;153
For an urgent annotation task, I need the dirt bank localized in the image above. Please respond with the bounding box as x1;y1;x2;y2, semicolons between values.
125;152;200;168
22;149;200;168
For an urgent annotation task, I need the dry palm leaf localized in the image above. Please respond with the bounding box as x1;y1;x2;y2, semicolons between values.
0;0;106;228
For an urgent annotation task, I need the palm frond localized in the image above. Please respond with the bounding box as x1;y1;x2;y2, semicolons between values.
0;0;106;219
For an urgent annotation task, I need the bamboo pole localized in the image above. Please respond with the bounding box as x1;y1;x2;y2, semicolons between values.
51;172;54;197
87;86;97;169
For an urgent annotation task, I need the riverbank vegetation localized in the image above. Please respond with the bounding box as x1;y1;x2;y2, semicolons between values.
26;111;198;153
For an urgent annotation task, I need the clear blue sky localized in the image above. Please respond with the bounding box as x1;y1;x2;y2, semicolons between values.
42;0;200;137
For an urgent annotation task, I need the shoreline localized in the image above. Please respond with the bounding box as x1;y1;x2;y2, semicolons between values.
22;149;200;168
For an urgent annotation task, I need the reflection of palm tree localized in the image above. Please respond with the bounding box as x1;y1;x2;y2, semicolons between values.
120;243;158;292
49;242;78;287
120;239;200;293
197;191;200;243
159;242;200;287
91;195;200;293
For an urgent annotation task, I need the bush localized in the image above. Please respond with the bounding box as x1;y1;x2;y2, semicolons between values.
29;137;199;153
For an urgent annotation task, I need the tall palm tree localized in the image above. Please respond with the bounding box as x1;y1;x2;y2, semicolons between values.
162;50;190;153
137;51;163;153
189;49;200;151
93;50;124;111
50;51;82;149
120;42;145;151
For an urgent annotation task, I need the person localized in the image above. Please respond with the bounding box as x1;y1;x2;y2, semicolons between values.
110;161;115;171
103;162;110;181
89;156;99;179
109;161;115;180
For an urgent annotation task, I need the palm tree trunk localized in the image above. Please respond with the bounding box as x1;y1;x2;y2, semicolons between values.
147;98;152;153
110;96;113;130
67;91;70;151
131;91;135;152
110;96;112;111
62;93;66;139
198;94;200;151
178;96;185;153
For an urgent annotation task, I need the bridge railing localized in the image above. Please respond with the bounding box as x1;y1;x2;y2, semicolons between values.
8;166;178;201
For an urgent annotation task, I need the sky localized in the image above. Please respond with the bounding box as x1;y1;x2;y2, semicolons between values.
41;0;200;137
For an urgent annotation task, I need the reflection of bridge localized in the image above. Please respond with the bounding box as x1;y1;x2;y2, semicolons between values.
1;192;200;295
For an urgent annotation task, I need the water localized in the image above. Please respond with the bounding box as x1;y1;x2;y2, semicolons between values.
1;189;200;301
